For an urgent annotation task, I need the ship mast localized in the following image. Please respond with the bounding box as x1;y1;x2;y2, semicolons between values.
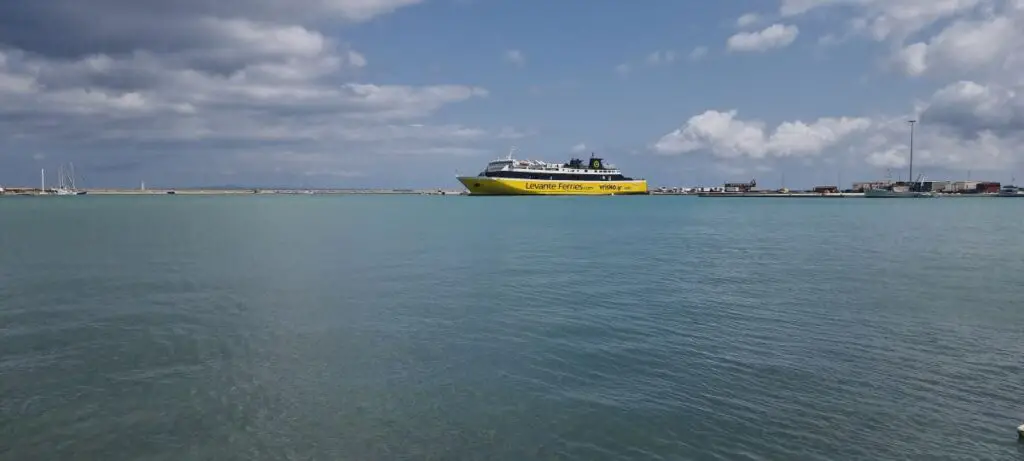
907;119;916;188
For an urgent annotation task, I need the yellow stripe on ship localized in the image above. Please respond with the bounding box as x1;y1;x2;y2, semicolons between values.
457;176;648;195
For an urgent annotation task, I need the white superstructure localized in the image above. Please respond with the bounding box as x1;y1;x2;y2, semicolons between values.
478;148;624;178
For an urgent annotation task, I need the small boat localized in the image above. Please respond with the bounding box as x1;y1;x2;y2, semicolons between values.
864;120;935;198
997;185;1024;197
863;182;936;198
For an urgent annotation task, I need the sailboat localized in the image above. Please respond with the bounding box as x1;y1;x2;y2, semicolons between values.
50;163;85;195
864;120;936;198
72;164;88;194
863;174;936;198
52;164;74;195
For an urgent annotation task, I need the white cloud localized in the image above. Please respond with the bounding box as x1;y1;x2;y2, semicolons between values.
865;146;909;169
347;50;367;68
504;49;526;67
0;0;512;186
205;18;328;58
0;0;428;62
860;122;1015;173
0;49;489;127
312;0;427;22
570;143;587;153
646;50;678;65
737;13;761;27
616;49;684;76
781;0;1024;83
922;80;1024;136
779;0;848;17
788;0;988;41
0;21;493;154
652;78;1024;173
761;0;1024;176
897;42;929;75
653;109;871;158
727;24;800;52
689;46;709;61
894;11;1021;79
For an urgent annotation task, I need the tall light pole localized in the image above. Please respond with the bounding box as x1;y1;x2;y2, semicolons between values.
907;119;916;187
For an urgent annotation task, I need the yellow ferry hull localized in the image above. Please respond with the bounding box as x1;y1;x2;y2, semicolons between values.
457;176;648;196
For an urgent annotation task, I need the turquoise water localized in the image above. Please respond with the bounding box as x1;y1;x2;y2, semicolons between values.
2;195;1023;460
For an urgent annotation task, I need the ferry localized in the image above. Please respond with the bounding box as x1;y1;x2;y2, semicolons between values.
456;149;648;196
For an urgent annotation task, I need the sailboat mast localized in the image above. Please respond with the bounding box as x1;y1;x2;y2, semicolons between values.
41;168;44;191
907;119;916;187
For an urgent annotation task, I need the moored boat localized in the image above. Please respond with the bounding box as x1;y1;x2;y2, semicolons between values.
864;120;935;198
997;185;1024;197
456;149;648;196
864;186;936;198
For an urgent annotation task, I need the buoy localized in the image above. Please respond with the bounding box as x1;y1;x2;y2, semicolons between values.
1018;423;1024;441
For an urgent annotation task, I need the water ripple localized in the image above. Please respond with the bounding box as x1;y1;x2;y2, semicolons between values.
2;196;1023;460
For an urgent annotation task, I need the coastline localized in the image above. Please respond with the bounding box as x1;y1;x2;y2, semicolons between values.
0;188;468;196
650;191;1005;198
1;188;1011;198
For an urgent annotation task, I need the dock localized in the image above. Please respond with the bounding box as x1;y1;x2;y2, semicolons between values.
0;188;468;196
696;192;864;198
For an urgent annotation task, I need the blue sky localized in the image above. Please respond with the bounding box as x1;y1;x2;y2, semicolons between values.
1;0;1022;189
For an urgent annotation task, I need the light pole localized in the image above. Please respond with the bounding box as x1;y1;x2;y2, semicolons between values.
907;120;916;188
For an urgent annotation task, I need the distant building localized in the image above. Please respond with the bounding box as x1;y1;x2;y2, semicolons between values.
723;179;756;193
813;185;839;194
919;180;951;192
952;181;980;192
852;180;892;192
976;182;1000;194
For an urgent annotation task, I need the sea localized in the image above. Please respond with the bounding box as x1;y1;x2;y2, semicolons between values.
1;194;1022;461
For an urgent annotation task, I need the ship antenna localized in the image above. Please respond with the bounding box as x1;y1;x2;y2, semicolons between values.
507;146;516;160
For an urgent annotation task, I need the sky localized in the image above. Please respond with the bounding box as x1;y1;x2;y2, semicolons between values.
1;0;1023;189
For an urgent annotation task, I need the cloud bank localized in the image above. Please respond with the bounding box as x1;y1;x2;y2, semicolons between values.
0;0;506;186
654;0;1024;179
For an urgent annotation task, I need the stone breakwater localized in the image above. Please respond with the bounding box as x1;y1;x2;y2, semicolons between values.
0;188;468;196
